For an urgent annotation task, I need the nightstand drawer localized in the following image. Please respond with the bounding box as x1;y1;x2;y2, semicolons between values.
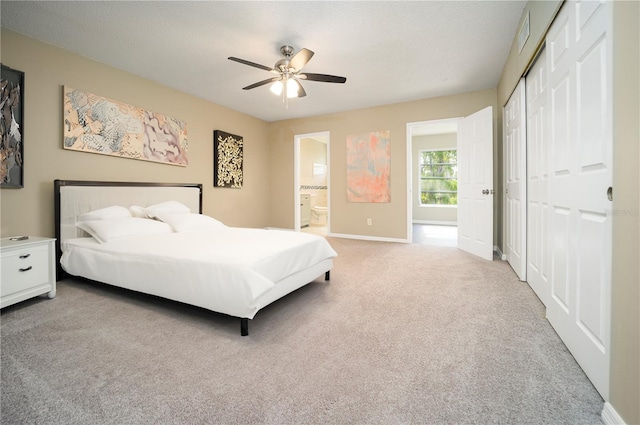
1;244;51;298
1;237;56;308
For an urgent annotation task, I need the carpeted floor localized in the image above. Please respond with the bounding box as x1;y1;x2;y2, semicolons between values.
1;237;604;424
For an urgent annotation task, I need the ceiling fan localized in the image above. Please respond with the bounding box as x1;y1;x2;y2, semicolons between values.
228;45;347;99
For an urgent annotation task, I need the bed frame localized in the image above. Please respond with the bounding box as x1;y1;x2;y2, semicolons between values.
54;179;331;336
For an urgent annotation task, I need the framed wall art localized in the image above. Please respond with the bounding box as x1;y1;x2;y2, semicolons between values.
63;86;188;166
346;130;391;203
213;130;243;188
1;64;25;188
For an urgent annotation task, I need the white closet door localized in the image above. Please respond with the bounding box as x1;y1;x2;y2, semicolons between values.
526;50;550;305
504;78;527;281
546;0;612;399
457;106;494;261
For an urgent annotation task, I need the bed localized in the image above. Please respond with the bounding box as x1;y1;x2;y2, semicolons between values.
54;180;337;336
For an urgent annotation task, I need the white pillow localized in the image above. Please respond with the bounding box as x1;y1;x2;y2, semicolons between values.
154;212;225;232
77;205;131;222
129;205;147;218
143;201;191;219
76;217;173;243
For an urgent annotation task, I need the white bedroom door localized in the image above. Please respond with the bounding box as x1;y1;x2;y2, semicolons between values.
504;78;527;281
457;106;494;261
545;0;612;399
525;49;550;306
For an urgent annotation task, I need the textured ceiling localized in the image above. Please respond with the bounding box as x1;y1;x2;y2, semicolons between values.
1;1;527;122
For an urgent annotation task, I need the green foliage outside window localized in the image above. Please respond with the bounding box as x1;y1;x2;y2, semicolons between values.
420;150;457;205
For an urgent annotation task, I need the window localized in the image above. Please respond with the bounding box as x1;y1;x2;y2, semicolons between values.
313;162;327;176
419;149;457;205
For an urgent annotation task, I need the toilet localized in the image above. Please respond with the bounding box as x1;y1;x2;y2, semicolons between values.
311;206;328;225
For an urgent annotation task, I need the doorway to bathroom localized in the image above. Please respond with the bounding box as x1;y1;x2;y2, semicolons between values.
294;131;330;236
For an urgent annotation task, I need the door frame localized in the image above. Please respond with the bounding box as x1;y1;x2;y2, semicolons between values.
293;131;330;231
406;118;461;243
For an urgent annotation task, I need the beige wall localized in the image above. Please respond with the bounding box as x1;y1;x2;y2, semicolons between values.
300;138;327;186
497;0;563;107
610;1;640;423
268;90;497;240
412;133;457;223
300;137;328;208
0;30;271;237
497;1;640;423
0;30;498;242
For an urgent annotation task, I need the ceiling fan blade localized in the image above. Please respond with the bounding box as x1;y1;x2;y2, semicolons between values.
228;57;274;72
297;82;307;98
288;48;314;71
242;77;280;90
300;73;347;84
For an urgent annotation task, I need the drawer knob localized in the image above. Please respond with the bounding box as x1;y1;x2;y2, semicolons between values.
19;266;33;272
19;254;31;259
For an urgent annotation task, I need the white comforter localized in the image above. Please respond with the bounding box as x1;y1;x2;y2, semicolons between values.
61;227;337;318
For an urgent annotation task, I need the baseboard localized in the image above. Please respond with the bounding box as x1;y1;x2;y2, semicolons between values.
412;220;457;226
601;402;627;425
494;245;507;261
328;232;409;243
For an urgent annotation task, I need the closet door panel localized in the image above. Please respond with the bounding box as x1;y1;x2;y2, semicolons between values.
526;50;550;304
545;0;611;400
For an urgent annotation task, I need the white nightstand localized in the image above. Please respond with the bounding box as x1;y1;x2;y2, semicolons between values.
1;236;56;309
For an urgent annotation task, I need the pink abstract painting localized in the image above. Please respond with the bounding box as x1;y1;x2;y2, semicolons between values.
346;130;390;203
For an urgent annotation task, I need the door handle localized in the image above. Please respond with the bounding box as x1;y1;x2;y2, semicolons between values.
607;187;613;201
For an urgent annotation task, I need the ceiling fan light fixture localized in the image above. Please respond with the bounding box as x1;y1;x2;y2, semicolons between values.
286;79;299;98
270;79;299;98
229;45;346;104
269;80;283;95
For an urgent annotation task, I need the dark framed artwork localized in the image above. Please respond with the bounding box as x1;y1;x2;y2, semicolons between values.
1;64;25;188
213;130;243;188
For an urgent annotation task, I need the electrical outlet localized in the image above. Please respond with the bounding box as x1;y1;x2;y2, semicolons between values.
367;218;372;226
